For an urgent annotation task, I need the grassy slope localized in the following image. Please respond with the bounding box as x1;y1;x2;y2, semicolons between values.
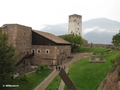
46;46;108;89
1;70;52;90
45;46;119;90
45;75;61;90
65;48;119;90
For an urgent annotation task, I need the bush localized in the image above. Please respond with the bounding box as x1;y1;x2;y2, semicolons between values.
20;74;28;82
39;64;45;70
110;53;120;72
36;64;46;73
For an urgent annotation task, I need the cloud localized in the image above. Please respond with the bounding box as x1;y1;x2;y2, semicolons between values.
83;27;118;35
83;27;99;35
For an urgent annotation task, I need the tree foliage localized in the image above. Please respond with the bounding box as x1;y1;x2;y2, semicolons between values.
112;33;120;47
62;34;83;51
0;28;16;83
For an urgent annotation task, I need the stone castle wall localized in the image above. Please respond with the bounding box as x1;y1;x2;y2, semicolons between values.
2;24;71;68
16;24;32;62
31;45;71;66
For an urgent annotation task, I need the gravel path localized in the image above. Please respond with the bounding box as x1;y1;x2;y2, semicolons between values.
34;52;92;90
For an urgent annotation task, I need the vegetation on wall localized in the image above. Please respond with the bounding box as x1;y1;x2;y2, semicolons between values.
0;28;17;85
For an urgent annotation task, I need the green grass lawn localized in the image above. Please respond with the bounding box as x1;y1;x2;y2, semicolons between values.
64;50;119;90
1;69;52;90
45;46;119;90
45;75;61;90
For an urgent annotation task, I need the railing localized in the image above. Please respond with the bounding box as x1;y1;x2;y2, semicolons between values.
15;52;34;67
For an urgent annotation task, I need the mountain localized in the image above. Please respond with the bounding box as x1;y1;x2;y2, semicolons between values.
82;18;120;44
39;18;120;44
40;23;68;36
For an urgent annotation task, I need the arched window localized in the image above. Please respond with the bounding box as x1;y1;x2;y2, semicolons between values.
37;49;41;54
45;49;49;54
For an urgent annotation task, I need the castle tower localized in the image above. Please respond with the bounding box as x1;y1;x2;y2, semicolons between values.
2;24;32;62
68;14;82;36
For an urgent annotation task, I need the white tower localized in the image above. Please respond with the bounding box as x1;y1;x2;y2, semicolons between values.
68;14;82;36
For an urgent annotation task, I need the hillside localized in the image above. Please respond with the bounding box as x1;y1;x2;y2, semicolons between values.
39;18;120;44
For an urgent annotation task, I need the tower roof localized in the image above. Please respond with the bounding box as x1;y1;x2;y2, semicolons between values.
69;14;82;18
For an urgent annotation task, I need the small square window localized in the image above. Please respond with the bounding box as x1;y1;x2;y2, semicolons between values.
74;20;76;22
61;49;63;53
24;32;26;35
57;50;59;54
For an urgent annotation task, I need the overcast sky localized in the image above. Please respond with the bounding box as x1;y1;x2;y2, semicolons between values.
0;0;120;29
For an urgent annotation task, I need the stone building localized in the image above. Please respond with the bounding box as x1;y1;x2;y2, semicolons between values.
2;24;71;74
68;14;82;36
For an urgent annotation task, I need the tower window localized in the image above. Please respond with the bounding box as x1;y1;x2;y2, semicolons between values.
78;28;79;30
57;50;59;54
24;32;26;35
61;49;63;53
74;20;76;22
78;23;79;25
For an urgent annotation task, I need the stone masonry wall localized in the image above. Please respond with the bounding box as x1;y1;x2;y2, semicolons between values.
16;24;32;62
2;24;32;62
57;45;71;63
31;45;57;65
31;45;71;66
2;24;17;47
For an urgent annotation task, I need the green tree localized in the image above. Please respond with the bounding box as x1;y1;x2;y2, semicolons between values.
62;34;83;51
0;28;16;84
112;32;120;47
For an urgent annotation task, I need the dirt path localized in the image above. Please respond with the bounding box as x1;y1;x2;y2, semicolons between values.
34;52;92;90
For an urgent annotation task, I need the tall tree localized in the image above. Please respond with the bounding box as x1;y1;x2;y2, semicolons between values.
0;28;16;84
62;34;83;51
112;32;120;47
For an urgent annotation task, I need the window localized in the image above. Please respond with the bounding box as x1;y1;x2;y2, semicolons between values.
57;50;59;54
24;32;26;35
61;49;63;53
78;28;79;30
31;49;35;54
37;49;41;54
24;43;26;45
71;31;73;34
74;20;76;22
45;49;49;54
78;23;79;25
